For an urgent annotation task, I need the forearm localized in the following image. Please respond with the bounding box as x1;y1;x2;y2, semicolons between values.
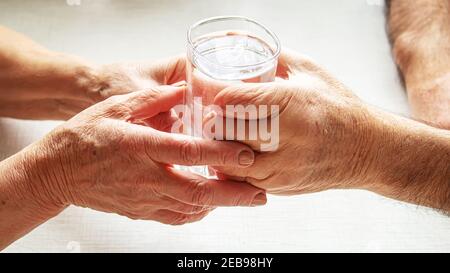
0;144;65;250
386;0;450;129
0;26;98;116
387;0;450;81
364;107;450;212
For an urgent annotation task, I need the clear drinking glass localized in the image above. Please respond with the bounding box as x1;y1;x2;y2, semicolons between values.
183;16;281;177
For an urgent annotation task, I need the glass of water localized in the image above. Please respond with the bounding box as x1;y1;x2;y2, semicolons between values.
183;16;281;177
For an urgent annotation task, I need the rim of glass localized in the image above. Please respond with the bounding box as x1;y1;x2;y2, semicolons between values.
187;16;281;69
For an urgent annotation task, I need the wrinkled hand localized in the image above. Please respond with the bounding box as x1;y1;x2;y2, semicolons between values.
25;85;266;225
211;50;375;195
89;55;186;101
73;55;187;120
1;55;186;120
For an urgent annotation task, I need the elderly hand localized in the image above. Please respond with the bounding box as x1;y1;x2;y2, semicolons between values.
0;45;186;120
13;86;265;226
209;50;378;195
87;56;186;102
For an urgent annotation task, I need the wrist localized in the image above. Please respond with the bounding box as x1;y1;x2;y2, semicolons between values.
361;107;450;210
8;142;69;216
44;52;103;102
0;144;67;249
333;103;380;190
0;148;66;227
0;48;102;103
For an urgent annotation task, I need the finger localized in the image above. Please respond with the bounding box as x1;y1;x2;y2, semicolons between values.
143;109;181;133
160;196;213;215
100;86;184;119
202;113;278;151
190;68;231;104
277;48;324;76
168;203;213;215
164;168;267;207
147;54;187;85
102;193;212;218
213;152;274;180
147;129;256;167
116;119;255;167
215;172;246;182
277;49;350;93
152;209;211;225
213;82;289;120
117;85;185;119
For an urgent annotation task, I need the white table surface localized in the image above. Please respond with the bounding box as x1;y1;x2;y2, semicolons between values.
1;0;449;253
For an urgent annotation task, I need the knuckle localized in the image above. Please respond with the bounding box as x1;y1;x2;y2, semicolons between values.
172;202;204;214
190;205;206;214
105;94;124;107
145;87;162;99
179;140;202;165
101;95;130;117
232;195;247;207
169;214;191;226
140;133;159;159
185;204;205;214
131;88;162;105
190;182;213;206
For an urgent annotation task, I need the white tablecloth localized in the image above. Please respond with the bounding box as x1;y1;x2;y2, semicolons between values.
1;0;449;253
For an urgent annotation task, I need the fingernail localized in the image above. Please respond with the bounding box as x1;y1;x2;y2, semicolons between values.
252;192;267;206
238;150;254;166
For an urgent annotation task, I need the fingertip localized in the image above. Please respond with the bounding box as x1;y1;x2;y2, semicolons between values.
252;191;267;206
165;85;186;102
238;149;255;167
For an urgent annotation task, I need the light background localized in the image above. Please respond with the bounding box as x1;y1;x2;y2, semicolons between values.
0;0;449;252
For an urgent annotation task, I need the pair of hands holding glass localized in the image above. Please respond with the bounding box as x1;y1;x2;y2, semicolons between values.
5;48;449;242
6;50;366;224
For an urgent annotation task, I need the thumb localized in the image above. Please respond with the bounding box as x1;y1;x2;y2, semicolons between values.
146;54;187;85
100;85;185;120
277;48;323;76
127;85;185;119
148;130;255;168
